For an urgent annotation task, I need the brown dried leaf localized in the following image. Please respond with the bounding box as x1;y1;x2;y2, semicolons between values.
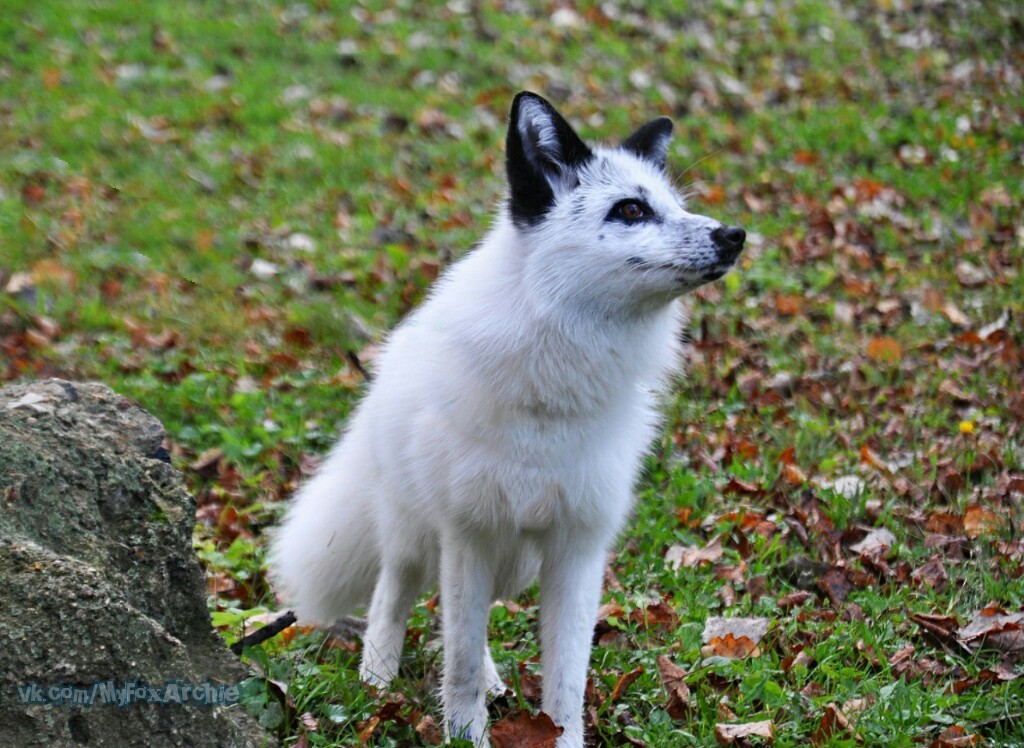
724;476;767;498
702;616;769;660
629;599;679;630
938;379;975;404
928;725;982;747
866;336;902;363
924;512;964;535
357;716;380;744
911;613;960;643
888;643;917;677
941;302;970;327
860;444;894;474
665;535;724;570
775;293;803;316
415;715;443;745
778;590;813;609
516;662;544;705
781;648;814;673
190;447;225;477
811;703;858;746
657;655;692;720
963;504;1005;538
912;556;949;591
958;607;1024;658
950;666;1021;695
782;462;809;485
702;633;761;659
714;720;775;745
490;711;563;748
817;567;852;606
609;666;644;701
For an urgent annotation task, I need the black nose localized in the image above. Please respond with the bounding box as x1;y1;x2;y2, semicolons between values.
711;225;746;260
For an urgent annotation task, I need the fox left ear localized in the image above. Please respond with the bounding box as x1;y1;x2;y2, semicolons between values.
506;92;594;227
622;117;674;169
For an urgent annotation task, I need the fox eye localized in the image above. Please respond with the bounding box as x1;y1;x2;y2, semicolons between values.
608;199;652;224
619;201;644;220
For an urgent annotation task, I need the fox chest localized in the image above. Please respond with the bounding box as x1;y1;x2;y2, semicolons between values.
446;415;642;533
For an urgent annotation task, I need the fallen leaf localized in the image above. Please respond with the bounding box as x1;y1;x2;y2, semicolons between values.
775;293;802;316
842;696;873;714
950;666;1022;695
860;444;895;474
816;474;867;499
888;642;917;678
702;633;761;659
358;716;380;743
912;556;949;591
656;655;692;720
958;607;1024;658
516;662;544;705
929;725;982;747
781;648;815;674
714;720;775;745
850;527;897;557
702;617;770;659
924;511;964;535
939;379;975;404
782;462;809;485
811;703;858;746
190;447;225;477
941;301;970;327
866;336;902;363
666;535;724;570
629;599;679;630
817;567;853;606
490;711;563;748
963;504;1004;538
703;616;771;645
609;666;644;701
911;613;960;643
415;715;443;745
777;590;813;609
955;261;987;288
724;476;767;498
41;67;65;91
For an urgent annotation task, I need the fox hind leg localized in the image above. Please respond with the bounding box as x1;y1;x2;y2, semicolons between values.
359;560;424;688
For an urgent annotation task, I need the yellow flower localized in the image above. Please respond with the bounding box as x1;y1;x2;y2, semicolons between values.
959;420;975;435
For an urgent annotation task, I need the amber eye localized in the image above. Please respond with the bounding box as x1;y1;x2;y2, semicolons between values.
607;198;653;224
618;201;645;220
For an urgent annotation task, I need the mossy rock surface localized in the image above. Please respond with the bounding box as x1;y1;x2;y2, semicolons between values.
0;379;273;747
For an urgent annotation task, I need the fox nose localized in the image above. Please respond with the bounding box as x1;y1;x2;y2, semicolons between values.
711;225;746;261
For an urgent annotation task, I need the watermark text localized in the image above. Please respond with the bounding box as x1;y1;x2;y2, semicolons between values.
16;679;240;707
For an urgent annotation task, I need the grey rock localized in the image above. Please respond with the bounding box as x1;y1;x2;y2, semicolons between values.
0;379;273;747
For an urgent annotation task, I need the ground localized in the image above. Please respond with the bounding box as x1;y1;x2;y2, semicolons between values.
1;1;1022;746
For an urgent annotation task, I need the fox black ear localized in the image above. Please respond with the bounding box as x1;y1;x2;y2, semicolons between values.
622;117;674;169
506;92;593;227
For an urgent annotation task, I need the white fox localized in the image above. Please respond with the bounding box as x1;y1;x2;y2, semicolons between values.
269;92;745;746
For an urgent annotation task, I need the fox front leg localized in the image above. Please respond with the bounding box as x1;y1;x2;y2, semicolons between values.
539;543;607;748
439;535;496;746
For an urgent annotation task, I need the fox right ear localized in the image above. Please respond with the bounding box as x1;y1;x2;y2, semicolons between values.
506;92;593;227
622;117;674;169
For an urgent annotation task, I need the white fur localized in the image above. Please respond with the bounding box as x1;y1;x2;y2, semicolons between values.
269;99;740;747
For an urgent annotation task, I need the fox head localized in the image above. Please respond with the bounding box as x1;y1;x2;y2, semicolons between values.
505;92;745;315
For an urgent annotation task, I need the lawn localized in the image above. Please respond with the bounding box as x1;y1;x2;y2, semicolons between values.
2;0;1022;745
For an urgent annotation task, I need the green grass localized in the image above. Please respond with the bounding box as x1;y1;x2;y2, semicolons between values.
2;0;1023;745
